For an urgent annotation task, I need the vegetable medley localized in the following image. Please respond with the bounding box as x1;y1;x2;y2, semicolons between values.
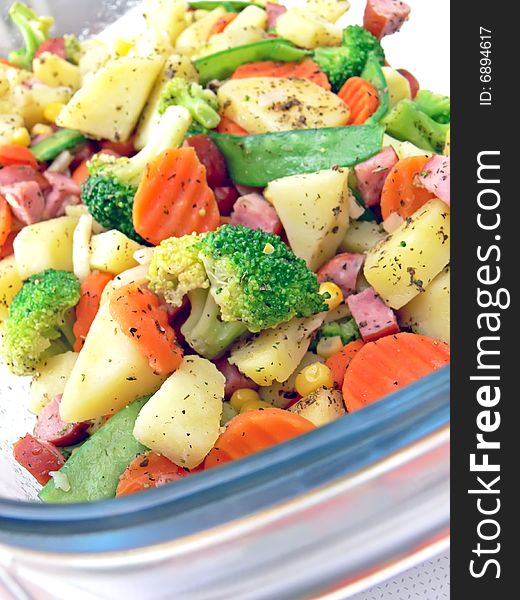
0;0;450;502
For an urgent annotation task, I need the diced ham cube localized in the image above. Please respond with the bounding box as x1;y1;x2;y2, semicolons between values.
266;3;287;29
34;395;90;447
230;193;282;235
213;355;258;398
0;165;50;190
363;0;411;39
43;171;81;219
354;146;398;208
418;155;450;206
317;253;365;298
1;181;45;225
347;287;400;342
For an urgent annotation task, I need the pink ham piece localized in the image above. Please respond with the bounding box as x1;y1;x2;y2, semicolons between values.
347;287;400;342
418;155;450;206
266;3;287;29
0;181;45;225
354;146;398;208
230;193;282;235
317;253;365;298
34;395;90;447
363;0;411;39
43;172;81;219
0;165;50;190
213;355;259;398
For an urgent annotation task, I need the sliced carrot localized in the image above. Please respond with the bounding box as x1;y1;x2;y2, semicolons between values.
0;195;12;249
73;271;114;352
216;116;249;136
380;155;437;220
342;332;450;412
0;58;18;68
204;407;315;469
232;58;331;90
116;451;194;496
338;77;379;125
208;12;238;37
109;283;183;376
0;144;38;169
325;339;365;389
71;159;90;186
132;147;220;245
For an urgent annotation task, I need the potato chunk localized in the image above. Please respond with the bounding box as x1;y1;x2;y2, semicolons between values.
29;351;78;415
275;8;342;49
33;52;81;90
289;387;345;427
0;256;22;328
89;230;143;275
133;356;225;468
364;199;450;309
217;77;349;134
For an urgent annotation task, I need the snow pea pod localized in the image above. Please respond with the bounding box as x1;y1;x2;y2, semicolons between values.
188;1;254;11
30;128;86;162
195;39;310;85
210;124;385;186
361;52;389;124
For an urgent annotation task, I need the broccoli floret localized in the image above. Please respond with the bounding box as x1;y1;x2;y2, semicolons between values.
381;99;450;153
313;25;385;92
414;90;450;124
7;2;54;69
148;225;328;358
158;78;221;130
309;317;360;352
81;105;191;243
1;270;80;376
64;34;82;65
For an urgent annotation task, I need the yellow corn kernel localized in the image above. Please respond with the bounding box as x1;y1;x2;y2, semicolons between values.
229;388;261;411
295;362;333;397
31;123;54;137
115;39;133;57
240;399;272;414
11;127;31;146
316;335;344;360
43;102;66;124
319;281;344;311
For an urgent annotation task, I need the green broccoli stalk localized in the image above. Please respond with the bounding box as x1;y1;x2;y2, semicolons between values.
148;225;328;358
158;78;221;130
313;25;385;92
309;317;360;352
8;2;54;69
414;90;451;124
381;99;450;153
81;105;191;242
1;270;80;376
64;34;82;65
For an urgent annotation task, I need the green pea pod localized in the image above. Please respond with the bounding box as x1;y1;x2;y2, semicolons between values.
39;396;149;503
195;39;310;85
361;52;389;124
210;124;384;187
188;1;253;11
30;129;86;162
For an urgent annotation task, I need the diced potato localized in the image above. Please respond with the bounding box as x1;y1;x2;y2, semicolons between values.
33;52;81;91
133;356;225;468
15;83;74;129
339;221;387;254
72;213;93;282
14;216;79;280
28;351;78;415
381;67;411;110
364;200;450;309
399;266;450;344
135;54;198;150
266;168;350;271
383;134;432;160
303;0;351;22
56;56;163;142
0;114;25;145
229;316;324;386
59;302;166;422
175;7;227;56
144;0;189;45
276;8;342;49
79;40;114;80
89;230;143;275
218;77;349;134
289;387;345;426
259;351;324;407
0;257;23;328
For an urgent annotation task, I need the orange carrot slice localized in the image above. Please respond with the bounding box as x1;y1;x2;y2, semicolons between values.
208;13;238;37
0;144;38;168
232;58;331;90
73;271;114;352
0;194;12;249
342;332;450;412
132;148;220;245
216;116;249;136
338;77;379;125
71;159;90;186
325;339;365;388
380;155;437;220
204;407;315;469
109;283;183;376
